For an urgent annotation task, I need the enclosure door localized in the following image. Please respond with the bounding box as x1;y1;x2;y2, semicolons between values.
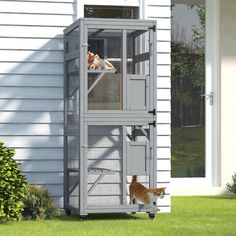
85;124;156;207
171;0;219;185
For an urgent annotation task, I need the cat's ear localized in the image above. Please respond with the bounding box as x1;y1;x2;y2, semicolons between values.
162;187;167;192
153;189;161;195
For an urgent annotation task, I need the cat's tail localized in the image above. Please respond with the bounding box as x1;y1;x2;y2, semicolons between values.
131;175;137;183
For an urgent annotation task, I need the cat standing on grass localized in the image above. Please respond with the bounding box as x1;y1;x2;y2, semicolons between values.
129;175;166;208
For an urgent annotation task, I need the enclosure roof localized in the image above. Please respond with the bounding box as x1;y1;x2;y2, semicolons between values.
64;18;156;35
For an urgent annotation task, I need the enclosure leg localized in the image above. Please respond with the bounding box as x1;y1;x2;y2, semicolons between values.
148;213;155;220
65;209;71;216
80;215;86;221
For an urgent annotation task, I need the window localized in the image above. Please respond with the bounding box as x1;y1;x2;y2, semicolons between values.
84;6;139;19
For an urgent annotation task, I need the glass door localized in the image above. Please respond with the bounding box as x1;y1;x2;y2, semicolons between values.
171;0;208;178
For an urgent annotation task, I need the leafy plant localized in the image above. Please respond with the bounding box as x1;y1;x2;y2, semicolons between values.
23;184;60;220
226;173;236;194
0;141;27;223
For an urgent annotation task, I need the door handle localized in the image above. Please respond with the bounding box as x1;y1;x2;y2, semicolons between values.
200;92;213;105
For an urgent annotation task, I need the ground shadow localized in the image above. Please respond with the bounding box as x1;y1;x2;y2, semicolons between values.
57;213;146;221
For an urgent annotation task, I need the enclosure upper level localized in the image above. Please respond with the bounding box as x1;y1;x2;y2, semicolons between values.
64;18;157;122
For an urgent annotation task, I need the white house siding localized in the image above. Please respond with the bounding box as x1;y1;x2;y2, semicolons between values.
0;0;75;208
0;0;171;211
145;0;171;213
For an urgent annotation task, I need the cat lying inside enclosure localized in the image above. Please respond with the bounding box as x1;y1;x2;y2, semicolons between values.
87;51;115;70
129;175;166;208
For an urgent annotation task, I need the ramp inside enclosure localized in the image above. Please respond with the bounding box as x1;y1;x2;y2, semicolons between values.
64;18;157;218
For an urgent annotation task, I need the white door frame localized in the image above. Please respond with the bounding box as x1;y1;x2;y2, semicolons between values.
171;0;220;188
206;0;220;187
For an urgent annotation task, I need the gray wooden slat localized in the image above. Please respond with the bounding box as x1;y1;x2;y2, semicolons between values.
88;159;122;172
87;196;121;205
88;126;121;135
87;147;122;159
88;135;122;148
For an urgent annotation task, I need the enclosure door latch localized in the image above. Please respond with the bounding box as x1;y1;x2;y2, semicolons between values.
148;121;156;127
148;109;156;116
82;43;89;47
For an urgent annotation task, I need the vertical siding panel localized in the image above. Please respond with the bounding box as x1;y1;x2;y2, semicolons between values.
146;0;171;212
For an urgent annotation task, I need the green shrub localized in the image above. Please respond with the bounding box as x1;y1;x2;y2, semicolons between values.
226;173;236;194
23;184;60;220
0;141;27;223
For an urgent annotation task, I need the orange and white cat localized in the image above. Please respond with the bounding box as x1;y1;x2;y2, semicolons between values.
87;51;115;70
129;176;166;207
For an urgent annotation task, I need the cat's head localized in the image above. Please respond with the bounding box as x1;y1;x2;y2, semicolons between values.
153;187;166;199
87;51;95;63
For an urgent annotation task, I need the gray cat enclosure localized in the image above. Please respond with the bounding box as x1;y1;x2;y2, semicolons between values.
64;18;157;219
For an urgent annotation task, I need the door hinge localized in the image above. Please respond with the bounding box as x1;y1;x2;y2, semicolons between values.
148;121;156;127
148;25;156;32
148;109;156;116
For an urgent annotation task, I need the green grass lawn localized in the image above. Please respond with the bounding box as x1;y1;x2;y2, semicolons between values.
1;196;236;236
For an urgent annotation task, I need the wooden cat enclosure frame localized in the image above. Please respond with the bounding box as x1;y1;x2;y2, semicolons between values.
64;18;157;219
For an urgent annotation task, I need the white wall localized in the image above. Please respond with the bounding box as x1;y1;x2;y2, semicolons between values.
0;0;171;211
0;0;75;207
220;0;236;190
145;0;171;212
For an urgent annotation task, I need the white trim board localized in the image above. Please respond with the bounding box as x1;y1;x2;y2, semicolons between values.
81;0;140;7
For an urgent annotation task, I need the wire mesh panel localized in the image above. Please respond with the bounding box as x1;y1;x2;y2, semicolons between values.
87;29;123;110
87;126;123;205
64;26;81;212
